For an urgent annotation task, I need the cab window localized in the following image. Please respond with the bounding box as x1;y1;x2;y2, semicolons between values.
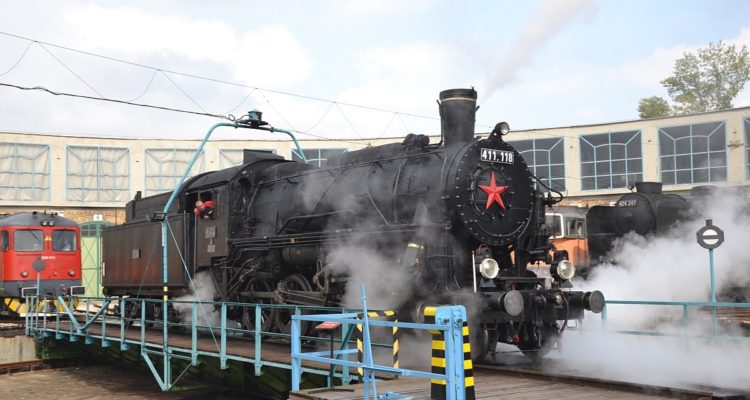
1;231;8;251
14;230;44;251
52;230;77;251
564;217;585;238
545;214;563;238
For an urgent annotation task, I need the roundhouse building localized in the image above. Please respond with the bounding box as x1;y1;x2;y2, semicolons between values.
2;107;749;220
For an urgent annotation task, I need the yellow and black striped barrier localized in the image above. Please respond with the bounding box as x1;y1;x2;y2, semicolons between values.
424;306;475;400
354;310;399;377
2;296;79;316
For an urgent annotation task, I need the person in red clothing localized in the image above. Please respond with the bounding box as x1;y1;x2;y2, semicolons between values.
194;199;216;219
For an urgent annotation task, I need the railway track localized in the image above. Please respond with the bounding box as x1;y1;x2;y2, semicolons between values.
0;360;48;375
476;362;749;399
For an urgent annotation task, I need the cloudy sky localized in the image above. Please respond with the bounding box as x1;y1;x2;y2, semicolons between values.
1;0;749;140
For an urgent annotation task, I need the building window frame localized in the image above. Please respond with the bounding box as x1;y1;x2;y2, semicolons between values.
144;148;204;196
66;145;130;203
507;137;566;192
0;142;51;201
658;120;727;185
579;130;643;191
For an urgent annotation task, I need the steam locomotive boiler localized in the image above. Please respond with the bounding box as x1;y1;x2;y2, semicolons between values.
586;181;690;264
103;88;604;359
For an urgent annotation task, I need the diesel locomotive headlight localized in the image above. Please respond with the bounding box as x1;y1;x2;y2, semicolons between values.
551;259;576;281
68;270;75;277
20;270;29;278
479;258;499;279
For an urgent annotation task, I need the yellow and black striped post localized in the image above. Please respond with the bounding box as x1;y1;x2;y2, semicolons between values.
425;305;475;400
355;310;398;378
460;321;476;400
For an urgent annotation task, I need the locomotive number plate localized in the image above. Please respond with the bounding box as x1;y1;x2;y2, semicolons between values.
481;148;514;164
618;199;637;207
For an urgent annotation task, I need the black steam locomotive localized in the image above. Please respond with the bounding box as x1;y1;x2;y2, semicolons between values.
586;181;690;264
102;88;604;359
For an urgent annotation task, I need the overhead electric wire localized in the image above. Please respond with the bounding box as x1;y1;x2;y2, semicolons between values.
0;30;658;144
0;30;445;123
38;42;104;98
0;82;230;120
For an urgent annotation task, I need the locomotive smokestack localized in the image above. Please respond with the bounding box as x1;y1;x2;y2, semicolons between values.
439;88;477;146
635;182;662;194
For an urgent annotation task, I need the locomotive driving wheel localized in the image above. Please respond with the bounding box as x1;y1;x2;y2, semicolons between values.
469;324;490;363
517;322;560;359
237;278;276;333
274;274;313;336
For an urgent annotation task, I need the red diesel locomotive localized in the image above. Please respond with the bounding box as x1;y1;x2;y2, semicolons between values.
0;212;83;315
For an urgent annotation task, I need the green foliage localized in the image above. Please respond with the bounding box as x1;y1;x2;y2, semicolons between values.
637;96;671;119
661;41;750;114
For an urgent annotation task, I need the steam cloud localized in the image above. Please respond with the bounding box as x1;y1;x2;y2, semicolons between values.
173;271;220;328
553;189;750;390
482;0;596;102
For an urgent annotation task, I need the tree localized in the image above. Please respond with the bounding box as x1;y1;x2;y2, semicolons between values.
661;41;750;114
637;96;671;119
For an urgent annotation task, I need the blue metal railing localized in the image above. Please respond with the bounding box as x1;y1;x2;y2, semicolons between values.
601;299;750;338
23;294;372;390
290;304;470;400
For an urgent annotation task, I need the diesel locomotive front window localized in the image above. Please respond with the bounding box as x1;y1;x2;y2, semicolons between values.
1;231;8;251
565;218;585;238
52;230;77;251
580;130;642;191
14;229;44;252
291;148;347;167
659;121;727;185
508;138;565;191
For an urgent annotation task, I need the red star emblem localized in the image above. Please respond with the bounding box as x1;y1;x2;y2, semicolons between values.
478;172;508;210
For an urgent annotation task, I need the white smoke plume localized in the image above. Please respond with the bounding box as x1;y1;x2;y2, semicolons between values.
482;0;596;102
554;188;750;389
173;271;220;328
325;236;413;311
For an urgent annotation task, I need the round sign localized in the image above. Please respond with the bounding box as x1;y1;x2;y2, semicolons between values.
32;258;46;272
696;220;724;250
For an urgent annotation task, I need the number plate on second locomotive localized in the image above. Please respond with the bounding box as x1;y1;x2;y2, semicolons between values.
481;148;514;164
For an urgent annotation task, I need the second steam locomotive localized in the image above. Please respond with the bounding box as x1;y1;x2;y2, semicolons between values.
103;88;604;359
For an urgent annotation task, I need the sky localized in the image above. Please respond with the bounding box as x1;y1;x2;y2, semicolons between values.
1;0;749;140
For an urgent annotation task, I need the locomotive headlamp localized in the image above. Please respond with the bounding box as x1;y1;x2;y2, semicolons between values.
498;121;510;135
479;258;499;279
554;293;564;305
68;269;75;277
41;220;48;226
20;270;29;278
551;259;576;281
